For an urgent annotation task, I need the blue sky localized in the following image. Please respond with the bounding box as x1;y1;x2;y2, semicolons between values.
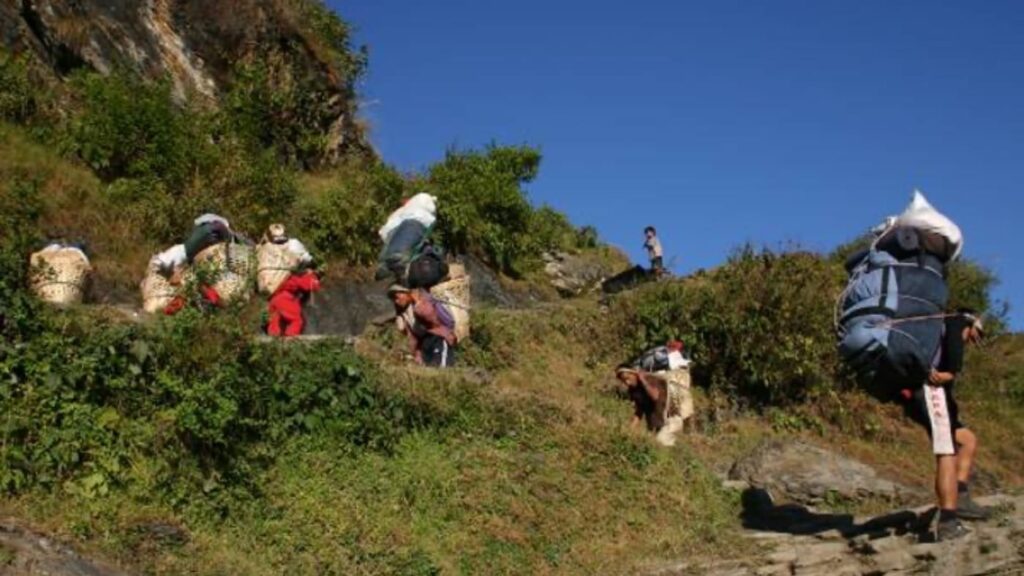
332;1;1022;329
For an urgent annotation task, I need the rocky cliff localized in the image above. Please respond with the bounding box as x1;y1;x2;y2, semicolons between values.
0;0;369;163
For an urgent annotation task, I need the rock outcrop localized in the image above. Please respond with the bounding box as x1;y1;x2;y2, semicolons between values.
728;439;925;507
0;517;129;576
0;0;368;163
542;251;616;297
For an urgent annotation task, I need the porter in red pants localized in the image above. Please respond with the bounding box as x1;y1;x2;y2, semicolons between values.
267;271;320;337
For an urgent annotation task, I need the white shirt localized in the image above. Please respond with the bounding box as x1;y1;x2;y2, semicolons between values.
278;238;313;265
152;244;187;271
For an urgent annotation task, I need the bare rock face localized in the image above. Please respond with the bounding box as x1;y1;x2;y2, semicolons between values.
0;0;368;162
0;517;129;576
728;439;925;507
542;251;615;297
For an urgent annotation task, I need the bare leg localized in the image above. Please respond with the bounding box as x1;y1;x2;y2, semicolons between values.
936;455;958;510
955;428;977;484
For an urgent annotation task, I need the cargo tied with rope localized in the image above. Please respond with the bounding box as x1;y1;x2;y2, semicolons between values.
430;262;471;343
836;191;963;392
29;246;92;306
256;242;301;296
140;265;181;314
187;242;255;304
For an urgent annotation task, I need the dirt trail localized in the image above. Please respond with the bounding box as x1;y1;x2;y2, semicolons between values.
655;493;1024;576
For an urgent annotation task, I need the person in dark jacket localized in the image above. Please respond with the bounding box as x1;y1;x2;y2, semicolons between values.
901;310;989;541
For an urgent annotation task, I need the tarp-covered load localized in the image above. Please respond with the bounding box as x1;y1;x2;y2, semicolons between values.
376;193;447;287
837;190;961;390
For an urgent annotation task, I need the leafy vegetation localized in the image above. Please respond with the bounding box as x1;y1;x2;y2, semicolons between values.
428;145;594;276
609;247;848;405
1;2;1021;573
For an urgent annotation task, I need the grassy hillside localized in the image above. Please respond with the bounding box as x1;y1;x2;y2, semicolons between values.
2;4;1022;574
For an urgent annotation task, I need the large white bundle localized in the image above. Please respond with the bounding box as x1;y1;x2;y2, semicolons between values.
190;243;254;303
891;190;963;261
29;246;92;305
256;243;300;295
377;193;438;244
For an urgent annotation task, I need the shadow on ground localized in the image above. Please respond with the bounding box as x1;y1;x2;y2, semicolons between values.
740;487;935;540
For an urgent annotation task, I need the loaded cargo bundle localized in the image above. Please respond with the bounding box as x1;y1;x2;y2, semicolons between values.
187;241;255;304
140;265;180;314
430;262;471;343
29;245;92;305
837;191;962;391
256;242;301;295
376;193;449;287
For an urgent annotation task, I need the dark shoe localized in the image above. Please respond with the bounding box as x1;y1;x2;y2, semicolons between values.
936;518;970;542
957;493;993;521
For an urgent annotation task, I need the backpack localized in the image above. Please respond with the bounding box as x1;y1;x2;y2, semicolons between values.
633;344;689;372
837;233;949;391
184;221;232;262
406;245;449;289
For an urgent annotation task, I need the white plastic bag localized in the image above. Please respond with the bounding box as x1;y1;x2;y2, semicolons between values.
377;193;438;244
894;190;963;261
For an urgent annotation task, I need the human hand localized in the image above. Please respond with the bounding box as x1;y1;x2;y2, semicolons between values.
928;369;953;386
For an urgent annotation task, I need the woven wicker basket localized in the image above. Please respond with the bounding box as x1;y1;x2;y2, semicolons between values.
431;263;471;343
657;368;694;422
140;265;180;314
29;248;92;305
256;243;300;295
190;242;255;303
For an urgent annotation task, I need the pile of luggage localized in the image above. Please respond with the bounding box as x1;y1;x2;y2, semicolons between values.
837;191;963;390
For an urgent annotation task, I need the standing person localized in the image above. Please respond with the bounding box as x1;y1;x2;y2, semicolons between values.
262;224;320;337
387;284;457;368
901;311;990;541
644;226;664;276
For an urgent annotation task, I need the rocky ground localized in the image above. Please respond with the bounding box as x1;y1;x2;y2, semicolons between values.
653;439;1024;576
654;492;1024;576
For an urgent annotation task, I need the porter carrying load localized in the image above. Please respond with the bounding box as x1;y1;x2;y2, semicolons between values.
837;191;962;390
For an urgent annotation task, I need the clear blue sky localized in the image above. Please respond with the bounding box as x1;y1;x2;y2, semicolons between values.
332;1;1022;329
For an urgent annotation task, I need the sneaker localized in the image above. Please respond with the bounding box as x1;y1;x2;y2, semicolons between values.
936;518;970;542
957;493;993;521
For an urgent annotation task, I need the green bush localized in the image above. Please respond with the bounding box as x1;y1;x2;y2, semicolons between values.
428;145;589;275
0;308;408;510
298;161;408;265
612;247;848;405
224;58;333;168
0;179;45;340
64;70;211;187
0;53;39;124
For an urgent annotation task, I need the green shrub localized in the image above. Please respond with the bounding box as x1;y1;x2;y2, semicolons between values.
0;179;45;340
64;70;212;187
0;53;39;124
427;145;591;275
612;247;847;405
0;308;408;509
298;161;408;265
224;58;333;167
